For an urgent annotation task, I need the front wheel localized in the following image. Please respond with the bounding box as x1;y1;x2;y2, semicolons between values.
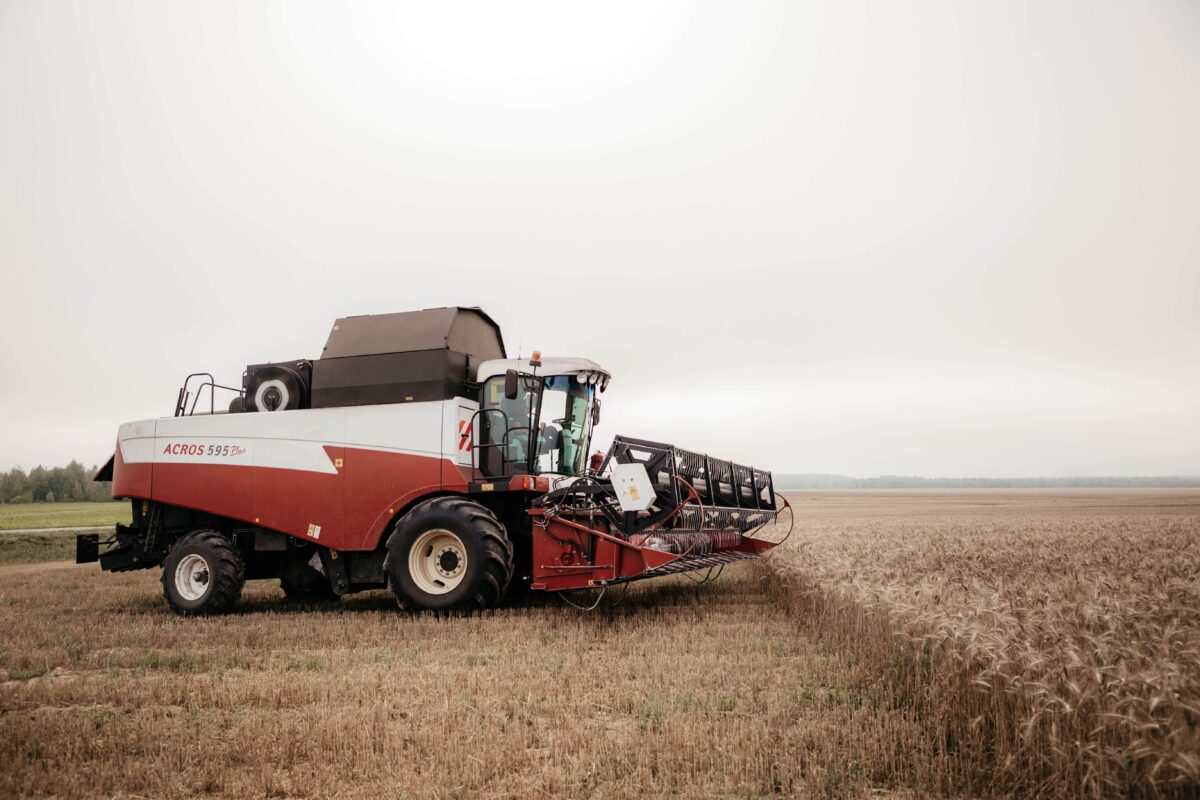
161;531;246;616
384;497;513;612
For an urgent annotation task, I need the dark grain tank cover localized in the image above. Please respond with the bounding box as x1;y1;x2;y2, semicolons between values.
319;306;505;360
310;307;506;408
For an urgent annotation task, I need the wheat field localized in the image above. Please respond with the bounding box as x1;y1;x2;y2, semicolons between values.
0;491;1197;798
767;490;1200;799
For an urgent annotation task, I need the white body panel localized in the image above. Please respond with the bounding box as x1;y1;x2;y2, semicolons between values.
119;399;465;476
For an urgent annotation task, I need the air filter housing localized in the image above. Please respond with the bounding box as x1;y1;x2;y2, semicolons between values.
243;360;312;412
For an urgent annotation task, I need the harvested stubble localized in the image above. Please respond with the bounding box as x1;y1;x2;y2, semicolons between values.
767;490;1200;799
1;558;927;799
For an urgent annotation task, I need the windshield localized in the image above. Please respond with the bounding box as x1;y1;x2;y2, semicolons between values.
534;376;594;475
481;373;595;476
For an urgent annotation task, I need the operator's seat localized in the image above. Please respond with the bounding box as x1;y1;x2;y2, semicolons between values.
505;427;529;465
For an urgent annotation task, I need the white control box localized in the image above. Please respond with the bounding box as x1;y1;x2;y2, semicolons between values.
611;462;655;513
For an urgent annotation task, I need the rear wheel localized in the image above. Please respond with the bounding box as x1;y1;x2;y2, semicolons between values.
384;497;513;612
161;531;245;616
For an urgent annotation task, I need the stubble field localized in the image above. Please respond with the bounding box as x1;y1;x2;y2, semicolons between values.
0;491;1197;799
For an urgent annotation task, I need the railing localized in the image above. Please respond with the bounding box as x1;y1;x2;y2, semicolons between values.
466;407;533;478
174;373;245;417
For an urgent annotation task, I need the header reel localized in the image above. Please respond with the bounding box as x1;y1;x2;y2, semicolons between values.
529;436;788;591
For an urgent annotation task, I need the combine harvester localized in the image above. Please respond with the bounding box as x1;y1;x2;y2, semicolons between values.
79;308;789;614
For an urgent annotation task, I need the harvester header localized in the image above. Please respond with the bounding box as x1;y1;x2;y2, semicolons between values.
79;306;786;615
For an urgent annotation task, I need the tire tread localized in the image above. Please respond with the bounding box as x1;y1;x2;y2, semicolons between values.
383;496;513;612
161;530;246;616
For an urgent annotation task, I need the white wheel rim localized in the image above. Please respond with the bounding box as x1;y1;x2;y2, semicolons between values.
408;528;468;595
175;553;212;601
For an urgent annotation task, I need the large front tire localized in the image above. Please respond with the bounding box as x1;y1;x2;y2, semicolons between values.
384;497;513;612
161;531;246;616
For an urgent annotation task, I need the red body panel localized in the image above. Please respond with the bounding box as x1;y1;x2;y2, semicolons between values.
111;442;152;500
116;446;469;553
343;447;469;551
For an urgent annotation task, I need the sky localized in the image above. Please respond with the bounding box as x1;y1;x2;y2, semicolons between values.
1;0;1198;477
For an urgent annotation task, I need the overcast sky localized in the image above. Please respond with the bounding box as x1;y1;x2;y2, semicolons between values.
1;1;1198;477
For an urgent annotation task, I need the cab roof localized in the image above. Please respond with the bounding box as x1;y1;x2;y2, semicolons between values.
476;357;611;390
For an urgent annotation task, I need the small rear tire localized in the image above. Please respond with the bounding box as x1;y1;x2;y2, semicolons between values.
161;530;245;616
384;496;513;612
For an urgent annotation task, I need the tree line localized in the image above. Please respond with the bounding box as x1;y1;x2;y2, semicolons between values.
0;462;114;504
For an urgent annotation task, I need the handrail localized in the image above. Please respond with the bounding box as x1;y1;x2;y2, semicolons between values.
175;373;214;417
187;381;245;416
175;373;244;417
467;407;533;479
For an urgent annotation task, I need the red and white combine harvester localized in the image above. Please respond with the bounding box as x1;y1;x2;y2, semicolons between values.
79;308;787;614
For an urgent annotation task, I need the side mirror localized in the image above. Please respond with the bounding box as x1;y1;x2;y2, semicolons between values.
592;398;601;426
504;369;519;400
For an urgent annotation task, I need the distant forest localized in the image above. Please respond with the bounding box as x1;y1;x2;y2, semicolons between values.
774;474;1200;490
0;462;113;504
